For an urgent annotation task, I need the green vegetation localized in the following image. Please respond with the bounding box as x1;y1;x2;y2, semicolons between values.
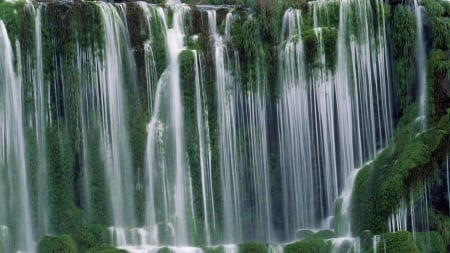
0;0;448;251
302;29;319;68
284;238;331;253
38;235;78;253
157;247;172;253
374;232;419;253
0;0;25;43
391;4;416;115
85;247;128;253
351;106;450;235
430;210;450;248
179;49;207;244
427;49;450;121
415;232;446;253
238;242;268;253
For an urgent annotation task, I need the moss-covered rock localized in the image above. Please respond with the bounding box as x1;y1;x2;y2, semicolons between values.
86;246;128;253
238;242;268;253
375;232;419;253
203;246;225;253
37;235;78;253
75;224;106;251
284;238;331;253
157;247;172;253
351;107;450;235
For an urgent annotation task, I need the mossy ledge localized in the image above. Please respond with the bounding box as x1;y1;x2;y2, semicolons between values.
351;107;450;236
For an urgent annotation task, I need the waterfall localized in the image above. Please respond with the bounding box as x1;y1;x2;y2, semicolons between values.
168;5;191;245
0;0;400;251
0;21;34;252
278;0;392;239
208;9;273;243
76;3;138;241
0;225;10;252
31;5;49;236
207;10;242;242
142;3;194;247
413;0;427;130
193;50;216;246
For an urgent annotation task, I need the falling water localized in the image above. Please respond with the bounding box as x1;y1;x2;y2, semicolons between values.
208;9;274;242
414;0;427;130
169;5;191;245
32;5;49;236
96;1;136;234
208;9;243;242
142;3;193;247
278;0;392;239
0;21;34;252
388;199;408;232
0;0;399;250
0;225;10;252
193;49;216;246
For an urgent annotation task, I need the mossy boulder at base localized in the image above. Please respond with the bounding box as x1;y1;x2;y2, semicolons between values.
85;246;128;253
238;242;268;253
37;235;78;253
284;238;331;253
375;232;419;253
203;246;225;253
157;247;172;253
75;224;106;250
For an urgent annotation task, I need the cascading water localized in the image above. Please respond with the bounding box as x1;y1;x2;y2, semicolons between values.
278;0;392;239
0;0;407;251
141;3;196;248
0;21;34;252
27;4;50;237
208;9;273;243
413;0;428;130
76;3;137;244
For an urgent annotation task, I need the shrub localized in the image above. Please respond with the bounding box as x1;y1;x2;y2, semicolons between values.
284;238;331;253
37;235;78;253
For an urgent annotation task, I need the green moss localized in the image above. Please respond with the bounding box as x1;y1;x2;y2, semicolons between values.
74;224;106;251
351;108;450;235
428;49;450;123
310;230;334;240
430;211;450;248
415;231;446;253
157;247;172;253
432;17;450;50
302;29;319;67
37;235;78;253
391;4;416;114
238;242;267;253
86;246;128;253
322;27;337;72
203;246;225;253
376;232;419;253
0;0;25;43
422;0;445;17
284;238;331;253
